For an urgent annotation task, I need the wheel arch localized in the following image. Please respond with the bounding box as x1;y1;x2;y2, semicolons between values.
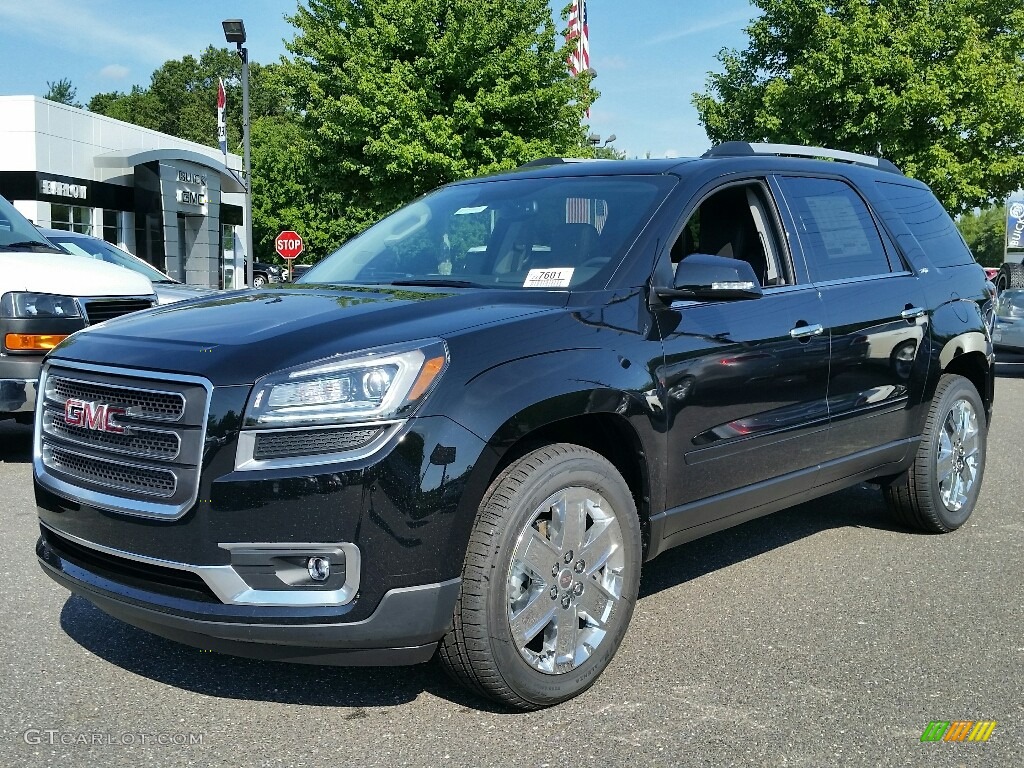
486;410;654;558
941;348;993;420
936;331;993;420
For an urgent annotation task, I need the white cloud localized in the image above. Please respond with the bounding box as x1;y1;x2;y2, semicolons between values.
598;54;629;71
649;10;752;46
0;0;184;63
99;64;130;80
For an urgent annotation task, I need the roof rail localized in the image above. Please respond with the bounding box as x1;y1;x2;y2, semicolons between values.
518;157;569;168
516;157;612;169
703;141;903;175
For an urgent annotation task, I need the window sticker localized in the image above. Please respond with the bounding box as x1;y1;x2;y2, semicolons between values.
454;205;488;215
804;195;873;258
523;268;574;288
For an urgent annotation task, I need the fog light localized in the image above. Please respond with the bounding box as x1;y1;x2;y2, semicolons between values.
307;556;331;582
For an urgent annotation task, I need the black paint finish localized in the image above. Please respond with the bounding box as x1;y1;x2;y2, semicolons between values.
35;152;995;659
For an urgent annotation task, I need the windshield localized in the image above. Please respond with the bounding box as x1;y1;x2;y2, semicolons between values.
0;196;61;250
300;175;674;289
46;232;175;283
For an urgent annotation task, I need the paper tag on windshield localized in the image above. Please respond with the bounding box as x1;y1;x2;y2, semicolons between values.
523;268;574;288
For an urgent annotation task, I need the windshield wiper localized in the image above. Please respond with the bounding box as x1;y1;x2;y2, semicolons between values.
1;241;63;252
389;278;481;288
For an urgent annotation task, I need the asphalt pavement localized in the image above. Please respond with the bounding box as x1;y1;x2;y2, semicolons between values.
1;371;1021;767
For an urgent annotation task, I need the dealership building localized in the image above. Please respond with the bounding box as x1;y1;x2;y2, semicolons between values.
0;95;247;288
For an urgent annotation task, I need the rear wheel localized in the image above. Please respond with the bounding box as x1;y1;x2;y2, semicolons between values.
995;262;1024;292
883;374;986;532
439;444;642;710
252;273;267;288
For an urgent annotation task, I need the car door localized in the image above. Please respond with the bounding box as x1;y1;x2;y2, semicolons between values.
655;179;830;538
773;175;929;479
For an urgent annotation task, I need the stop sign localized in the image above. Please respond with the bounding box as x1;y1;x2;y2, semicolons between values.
275;231;304;260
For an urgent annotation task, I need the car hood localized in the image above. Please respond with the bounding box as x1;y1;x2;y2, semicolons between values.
0;251;154;297
50;284;563;386
153;282;220;304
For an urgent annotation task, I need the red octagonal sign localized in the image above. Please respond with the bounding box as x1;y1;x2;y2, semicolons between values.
275;230;304;260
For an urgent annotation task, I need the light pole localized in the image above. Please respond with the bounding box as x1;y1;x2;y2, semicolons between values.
222;18;253;290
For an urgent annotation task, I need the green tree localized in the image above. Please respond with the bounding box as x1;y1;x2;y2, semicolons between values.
693;0;1024;215
44;78;81;107
286;0;595;243
88;47;290;153
957;205;1006;267
592;144;625;160
250;115;337;260
87;49;301;262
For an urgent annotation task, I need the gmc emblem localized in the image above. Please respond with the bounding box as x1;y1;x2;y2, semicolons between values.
64;398;128;434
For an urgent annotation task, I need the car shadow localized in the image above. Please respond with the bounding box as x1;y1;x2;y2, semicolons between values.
56;483;907;711
57;595;507;712
639;482;908;599
0;420;33;464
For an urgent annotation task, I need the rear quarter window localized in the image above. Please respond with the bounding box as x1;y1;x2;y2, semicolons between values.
875;182;974;268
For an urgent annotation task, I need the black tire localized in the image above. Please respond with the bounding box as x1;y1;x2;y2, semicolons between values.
883;374;987;532
439;444;642;710
995;262;1024;292
252;273;268;288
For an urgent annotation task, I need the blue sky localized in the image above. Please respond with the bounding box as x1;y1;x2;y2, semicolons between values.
0;0;756;159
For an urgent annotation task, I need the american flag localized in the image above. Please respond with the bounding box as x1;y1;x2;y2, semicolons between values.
566;197;608;234
216;78;227;156
567;0;590;77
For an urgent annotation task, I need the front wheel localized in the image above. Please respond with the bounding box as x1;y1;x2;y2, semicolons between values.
884;374;987;532
439;444;642;709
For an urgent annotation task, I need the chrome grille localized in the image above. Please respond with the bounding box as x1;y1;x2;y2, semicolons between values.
42;408;180;459
44;446;176;497
253;427;383;460
36;363;211;519
82;298;154;324
49;376;184;420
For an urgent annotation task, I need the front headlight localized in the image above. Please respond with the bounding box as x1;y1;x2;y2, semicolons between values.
244;339;448;428
0;292;82;319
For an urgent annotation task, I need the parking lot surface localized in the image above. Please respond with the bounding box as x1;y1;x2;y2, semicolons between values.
1;371;1021;767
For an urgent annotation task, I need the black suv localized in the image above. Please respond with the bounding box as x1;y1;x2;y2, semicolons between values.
33;143;994;710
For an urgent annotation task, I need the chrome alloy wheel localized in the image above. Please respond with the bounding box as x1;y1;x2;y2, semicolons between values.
506;487;625;675
937;398;981;512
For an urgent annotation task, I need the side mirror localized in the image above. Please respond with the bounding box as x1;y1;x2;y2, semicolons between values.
655;253;763;301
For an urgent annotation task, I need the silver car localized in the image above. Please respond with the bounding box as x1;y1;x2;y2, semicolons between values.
40;228;218;305
992;288;1024;358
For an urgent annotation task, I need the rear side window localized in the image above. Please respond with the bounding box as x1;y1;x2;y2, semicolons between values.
875;182;973;268
778;176;892;282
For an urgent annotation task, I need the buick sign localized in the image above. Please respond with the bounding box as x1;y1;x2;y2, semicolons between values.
1007;201;1024;251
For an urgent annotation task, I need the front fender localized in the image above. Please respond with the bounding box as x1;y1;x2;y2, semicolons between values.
423;346;667;571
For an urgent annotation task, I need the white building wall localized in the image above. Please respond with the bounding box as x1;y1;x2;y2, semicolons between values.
0;96;245;286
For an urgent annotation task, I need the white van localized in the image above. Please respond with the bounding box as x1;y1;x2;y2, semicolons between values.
0;195;156;422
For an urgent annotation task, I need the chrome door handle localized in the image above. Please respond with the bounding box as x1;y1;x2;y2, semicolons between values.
901;307;926;320
789;323;824;339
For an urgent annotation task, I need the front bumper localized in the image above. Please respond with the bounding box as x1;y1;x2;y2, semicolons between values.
38;530;460;664
34;363;489;664
0;355;42;414
0;376;37;414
